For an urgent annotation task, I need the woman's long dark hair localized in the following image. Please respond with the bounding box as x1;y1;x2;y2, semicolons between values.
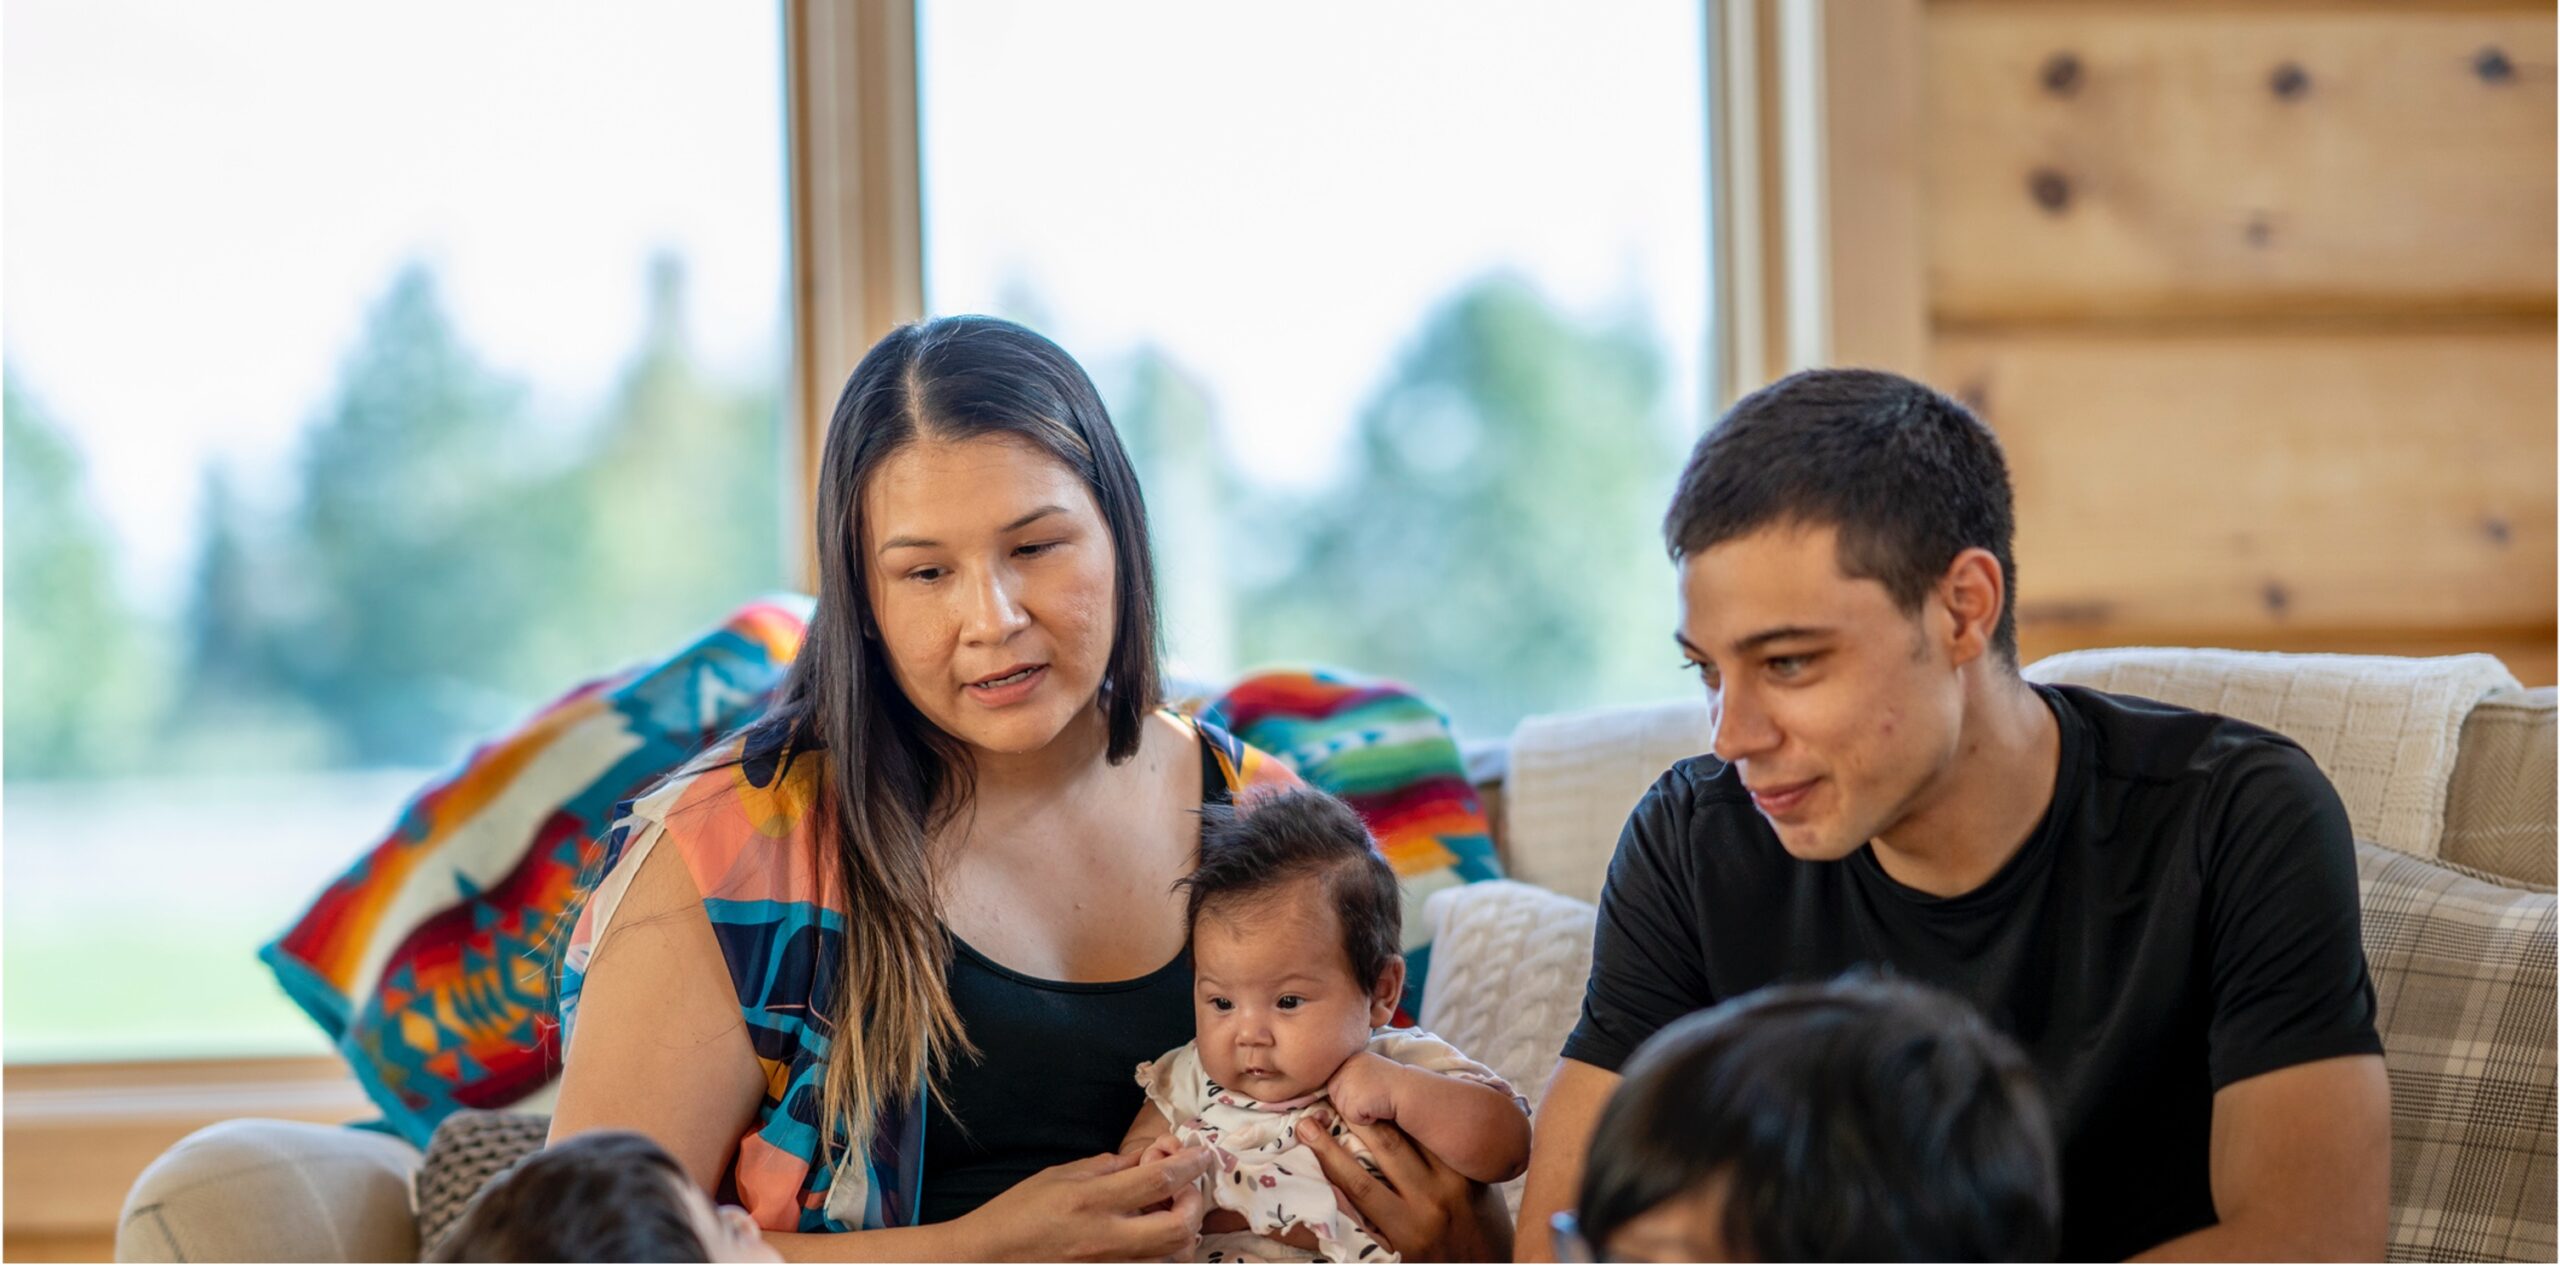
744;315;1163;1159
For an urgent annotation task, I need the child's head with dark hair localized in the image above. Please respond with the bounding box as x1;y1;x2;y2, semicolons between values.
430;1130;780;1263
1177;788;1404;1102
1567;975;2058;1263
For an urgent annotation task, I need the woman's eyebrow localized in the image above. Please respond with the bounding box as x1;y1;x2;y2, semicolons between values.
1001;504;1067;533
875;505;1070;555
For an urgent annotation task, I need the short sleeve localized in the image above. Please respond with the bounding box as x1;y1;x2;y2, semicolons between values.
1368;1027;1530;1115
555;744;854;1232
1558;769;1718;1073
1138;1041;1210;1125
2201;743;2386;1089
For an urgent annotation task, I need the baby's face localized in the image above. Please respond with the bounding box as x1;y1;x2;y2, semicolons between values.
670;1176;782;1263
1191;878;1392;1103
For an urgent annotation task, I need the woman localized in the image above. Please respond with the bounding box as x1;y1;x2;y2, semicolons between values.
551;317;1505;1261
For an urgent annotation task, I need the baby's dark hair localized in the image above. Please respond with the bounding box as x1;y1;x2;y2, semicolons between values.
429;1131;705;1263
1180;788;1401;990
1577;973;2059;1262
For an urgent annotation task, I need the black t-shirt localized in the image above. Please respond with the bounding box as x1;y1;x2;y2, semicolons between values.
1562;684;2383;1262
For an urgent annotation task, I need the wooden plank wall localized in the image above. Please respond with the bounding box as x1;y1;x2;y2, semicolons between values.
1912;1;2556;684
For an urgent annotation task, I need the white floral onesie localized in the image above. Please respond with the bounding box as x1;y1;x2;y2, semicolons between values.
1135;1027;1525;1264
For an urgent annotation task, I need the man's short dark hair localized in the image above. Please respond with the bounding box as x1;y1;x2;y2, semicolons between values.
1577;974;2060;1262
430;1131;706;1262
1181;789;1401;991
1665;368;2021;663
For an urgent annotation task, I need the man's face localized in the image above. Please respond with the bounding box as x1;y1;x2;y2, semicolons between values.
1676;522;1966;862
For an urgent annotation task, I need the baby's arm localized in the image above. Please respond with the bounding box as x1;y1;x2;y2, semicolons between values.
1326;1051;1532;1184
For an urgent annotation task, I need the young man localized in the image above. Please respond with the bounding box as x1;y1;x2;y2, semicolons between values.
1515;369;2390;1262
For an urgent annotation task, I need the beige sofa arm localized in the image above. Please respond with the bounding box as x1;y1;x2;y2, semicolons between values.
117;1119;421;1263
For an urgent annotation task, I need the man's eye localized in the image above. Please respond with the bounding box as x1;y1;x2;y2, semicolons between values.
1768;654;1813;680
1686;660;1721;691
1014;541;1056;558
907;567;945;583
1276;995;1303;1010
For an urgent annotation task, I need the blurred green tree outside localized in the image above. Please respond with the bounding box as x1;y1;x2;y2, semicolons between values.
5;257;785;781
1234;273;1688;736
2;375;167;778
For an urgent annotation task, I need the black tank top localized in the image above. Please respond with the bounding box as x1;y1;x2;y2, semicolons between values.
913;736;1229;1224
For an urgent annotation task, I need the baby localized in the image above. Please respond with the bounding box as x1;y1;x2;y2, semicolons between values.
1124;788;1532;1263
429;1130;781;1263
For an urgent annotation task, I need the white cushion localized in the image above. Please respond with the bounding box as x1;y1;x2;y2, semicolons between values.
2026;648;2519;860
1504;701;1709;903
1419;879;1600;1214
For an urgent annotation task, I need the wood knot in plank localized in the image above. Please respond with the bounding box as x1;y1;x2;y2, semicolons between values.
2261;581;2292;616
2027;168;2071;214
2269;62;2311;100
2474;47;2515;84
2484;516;2514;546
2040;52;2082;97
2244;214;2273;247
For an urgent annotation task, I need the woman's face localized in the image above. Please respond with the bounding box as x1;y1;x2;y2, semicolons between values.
859;433;1119;758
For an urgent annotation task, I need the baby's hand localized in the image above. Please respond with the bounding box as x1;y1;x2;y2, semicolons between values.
1124;1134;1189;1216
1325;1050;1406;1125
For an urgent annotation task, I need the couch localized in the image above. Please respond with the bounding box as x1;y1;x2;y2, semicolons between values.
117;650;2556;1262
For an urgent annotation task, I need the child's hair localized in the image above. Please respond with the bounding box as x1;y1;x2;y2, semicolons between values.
1180;788;1400;989
1577;974;2059;1262
430;1130;706;1263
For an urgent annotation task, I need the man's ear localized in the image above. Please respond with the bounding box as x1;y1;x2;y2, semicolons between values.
1369;956;1408;1027
1937;547;2006;668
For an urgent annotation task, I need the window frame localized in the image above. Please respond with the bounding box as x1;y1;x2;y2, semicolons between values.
787;0;926;588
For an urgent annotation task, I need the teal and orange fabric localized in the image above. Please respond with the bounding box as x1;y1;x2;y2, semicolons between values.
556;711;1297;1233
259;596;813;1145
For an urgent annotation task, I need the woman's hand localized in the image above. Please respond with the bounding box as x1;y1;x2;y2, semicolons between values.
956;1147;1216;1262
1294;1117;1513;1263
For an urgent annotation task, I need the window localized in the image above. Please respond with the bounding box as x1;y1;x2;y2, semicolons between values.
3;1;791;1060
916;0;1713;738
